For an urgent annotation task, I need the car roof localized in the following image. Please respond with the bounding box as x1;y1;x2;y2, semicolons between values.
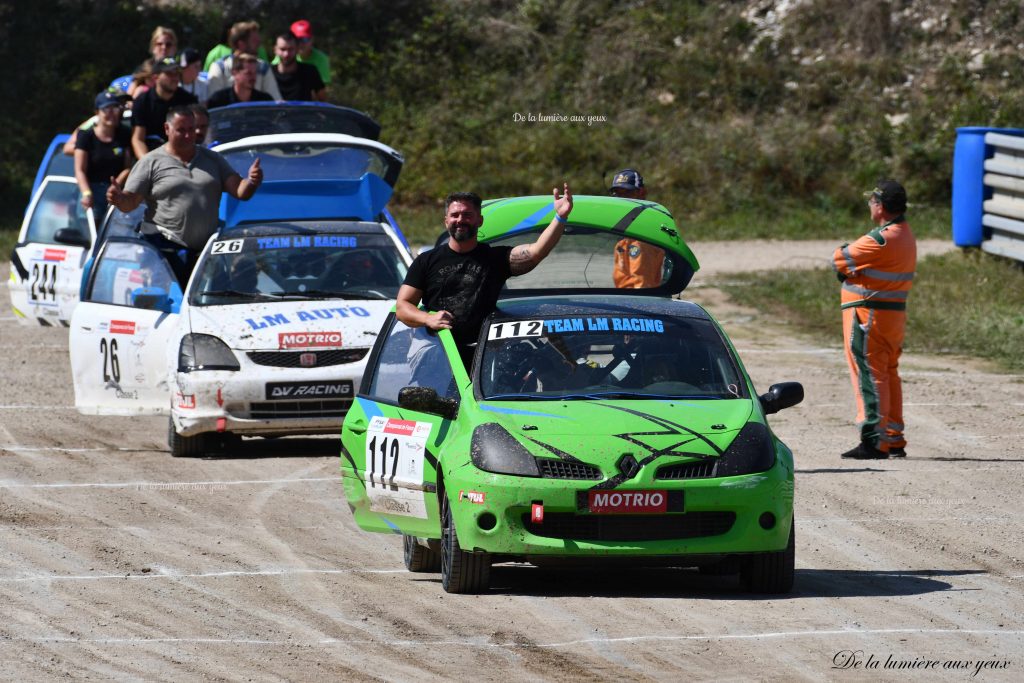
491;294;712;321
479;194;700;297
206;101;381;144
212;132;402;161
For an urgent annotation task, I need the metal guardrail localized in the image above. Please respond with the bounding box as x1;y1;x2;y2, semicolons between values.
980;132;1024;262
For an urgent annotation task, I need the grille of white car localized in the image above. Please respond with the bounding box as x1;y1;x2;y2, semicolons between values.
247;348;369;368
247;399;352;419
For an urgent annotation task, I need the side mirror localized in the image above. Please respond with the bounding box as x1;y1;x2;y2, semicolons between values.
54;227;91;248
132;286;172;312
759;381;804;415
398;386;458;420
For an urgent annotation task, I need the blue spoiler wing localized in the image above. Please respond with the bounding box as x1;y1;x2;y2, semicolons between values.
220;173;393;227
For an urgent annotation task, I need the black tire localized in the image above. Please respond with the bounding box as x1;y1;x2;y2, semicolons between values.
440;493;490;593
403;534;441;573
168;417;209;458
741;519;795;594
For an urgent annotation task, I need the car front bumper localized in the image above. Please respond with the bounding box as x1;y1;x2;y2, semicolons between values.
172;363;361;437
443;458;794;559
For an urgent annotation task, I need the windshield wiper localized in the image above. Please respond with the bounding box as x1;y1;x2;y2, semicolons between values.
483;393;562;401
201;289;276;300
293;289;391;300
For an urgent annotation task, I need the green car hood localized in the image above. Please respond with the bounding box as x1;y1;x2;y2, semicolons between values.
478;398;754;460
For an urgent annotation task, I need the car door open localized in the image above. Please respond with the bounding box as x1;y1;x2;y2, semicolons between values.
69;237;183;415
9;177;97;325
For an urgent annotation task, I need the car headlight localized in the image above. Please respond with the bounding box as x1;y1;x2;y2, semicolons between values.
178;333;240;372
714;422;775;477
471;423;541;477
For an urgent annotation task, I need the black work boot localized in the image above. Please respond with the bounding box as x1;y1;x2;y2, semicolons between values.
889;446;906;457
840;442;889;459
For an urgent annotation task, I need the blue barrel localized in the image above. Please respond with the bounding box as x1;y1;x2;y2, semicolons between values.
952;127;1024;246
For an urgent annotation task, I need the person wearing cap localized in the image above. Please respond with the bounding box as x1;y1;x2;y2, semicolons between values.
73;90;134;226
833;179;917;460
62;87;133;156
609;169;665;288
130;56;198;159
178;48;210;104
206;21;283;102
273;20;331;86
397;186;573;369
207;53;275;109
107;105;263;285
272;31;326;102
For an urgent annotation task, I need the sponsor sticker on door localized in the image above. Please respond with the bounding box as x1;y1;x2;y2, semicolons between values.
588;490;668;514
109;320;136;335
364;417;432;519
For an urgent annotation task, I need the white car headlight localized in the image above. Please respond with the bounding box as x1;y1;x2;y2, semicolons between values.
178;334;240;372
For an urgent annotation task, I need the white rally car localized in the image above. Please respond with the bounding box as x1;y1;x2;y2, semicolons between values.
69;218;412;456
68;131;413;456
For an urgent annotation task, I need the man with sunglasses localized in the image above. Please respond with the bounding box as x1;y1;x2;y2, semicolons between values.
833;179;917;459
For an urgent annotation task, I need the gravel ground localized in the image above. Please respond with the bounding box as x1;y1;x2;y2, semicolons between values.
1;241;1022;681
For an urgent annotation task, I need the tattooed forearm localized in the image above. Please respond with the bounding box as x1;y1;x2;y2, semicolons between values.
509;245;536;275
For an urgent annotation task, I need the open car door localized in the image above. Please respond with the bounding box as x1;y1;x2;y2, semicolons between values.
9;176;97;326
69;237;183;415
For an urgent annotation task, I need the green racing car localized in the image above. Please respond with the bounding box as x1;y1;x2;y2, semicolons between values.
339;195;803;593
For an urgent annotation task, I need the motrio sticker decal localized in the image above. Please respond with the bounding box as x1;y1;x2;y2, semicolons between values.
278;331;343;349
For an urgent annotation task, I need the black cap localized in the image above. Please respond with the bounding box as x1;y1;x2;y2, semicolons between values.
609;168;644;192
95;90;122;110
153;56;180;74
864;179;907;213
178;47;202;67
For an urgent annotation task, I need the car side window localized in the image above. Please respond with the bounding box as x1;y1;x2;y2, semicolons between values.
368;320;456;402
86;240;182;310
25;181;86;245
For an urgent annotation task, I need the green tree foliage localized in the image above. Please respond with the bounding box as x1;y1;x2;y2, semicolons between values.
5;0;1024;235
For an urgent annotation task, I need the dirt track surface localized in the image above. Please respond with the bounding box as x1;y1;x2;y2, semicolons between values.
2;240;1023;681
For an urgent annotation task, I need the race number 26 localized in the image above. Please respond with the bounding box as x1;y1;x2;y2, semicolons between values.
100;337;121;383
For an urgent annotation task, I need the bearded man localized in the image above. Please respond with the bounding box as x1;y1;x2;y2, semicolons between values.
396;185;573;364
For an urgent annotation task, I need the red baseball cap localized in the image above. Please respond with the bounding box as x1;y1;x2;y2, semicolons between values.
290;20;312;39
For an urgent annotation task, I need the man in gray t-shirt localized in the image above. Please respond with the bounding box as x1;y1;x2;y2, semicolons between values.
108;105;262;281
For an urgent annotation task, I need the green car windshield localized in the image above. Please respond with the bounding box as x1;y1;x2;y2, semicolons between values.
479;315;746;400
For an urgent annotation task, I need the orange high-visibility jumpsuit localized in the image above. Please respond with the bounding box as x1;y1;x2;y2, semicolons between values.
832;217;916;452
613;239;664;288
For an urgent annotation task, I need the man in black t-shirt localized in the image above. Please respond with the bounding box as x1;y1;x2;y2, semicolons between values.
207;53;275;109
131;56;198;159
272;32;326;101
397;185;573;357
